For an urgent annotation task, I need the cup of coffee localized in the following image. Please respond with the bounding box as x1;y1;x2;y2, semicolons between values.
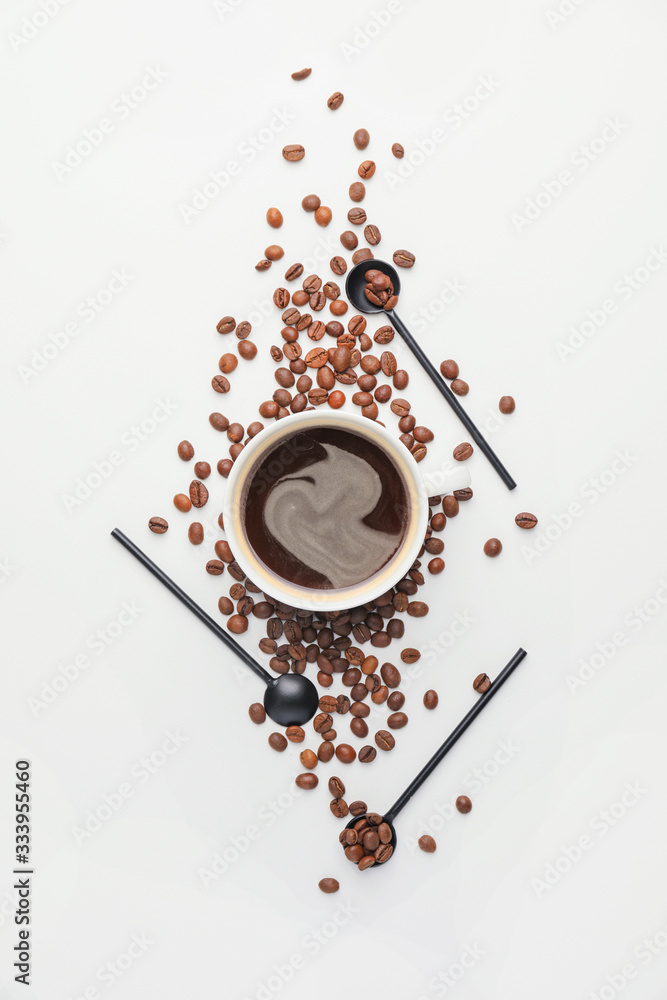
222;411;469;612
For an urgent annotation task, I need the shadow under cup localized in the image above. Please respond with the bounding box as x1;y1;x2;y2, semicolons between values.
223;412;428;613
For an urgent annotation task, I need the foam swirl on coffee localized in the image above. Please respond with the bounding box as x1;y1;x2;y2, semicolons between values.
243;427;409;591
263;443;399;589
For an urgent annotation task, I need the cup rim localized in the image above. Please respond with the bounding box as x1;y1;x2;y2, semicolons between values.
222;410;428;612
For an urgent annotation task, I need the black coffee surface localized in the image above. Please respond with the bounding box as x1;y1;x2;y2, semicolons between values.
243;427;409;590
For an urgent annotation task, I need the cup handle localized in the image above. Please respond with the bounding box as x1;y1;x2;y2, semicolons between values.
418;457;471;499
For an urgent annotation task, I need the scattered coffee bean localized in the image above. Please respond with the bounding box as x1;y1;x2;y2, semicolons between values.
218;596;233;615
484;538;502;557
401;648;420;664
418;835;437;853
473;673;491;693
211;374;230;393
340;230;358;250
188;522;204;545
451;378;469;396
327;91;344;110
358;746;376;763
393;249;415;268
227;614;248;634
206;560;225;576
328;776;345;797
330;797;349;818
216;316;235;335
282;144;305;162
302;194;320;212
173;493;191;512
349;800;367;816
348;207;367;226
268;732;288;752
428;557;445;574
456;795;472;814
265;244;284;260
248;703;266;724
499;395;516;414
315;206;332;227
318;878;339;894
336;744;356;764
300;749;318;769
148;516;168;533
358;160;375;179
296;773;318;789
440;359;459;379
194;461;211;480
189;480;209;508
515;512;538;529
392;142;405;158
331;255;347;275
364;224;381;245
349;181;365;202
353;128;370;149
177;440;194;461
423;690;438;710
407;601;428;617
352;248;373;264
209;412;229;431
318;742;334;762
285;263;304;282
453;442;473;461
266;207;283;227
291;68;311;81
286;726;305;743
375;730;395;751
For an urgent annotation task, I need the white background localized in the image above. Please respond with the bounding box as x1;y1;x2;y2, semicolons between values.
1;0;667;997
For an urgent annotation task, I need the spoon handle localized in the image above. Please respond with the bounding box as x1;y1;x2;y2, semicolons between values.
384;647;527;824
111;528;273;685
389;310;517;491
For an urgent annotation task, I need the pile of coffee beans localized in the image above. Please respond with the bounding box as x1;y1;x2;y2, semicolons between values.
339;811;394;869
363;268;398;311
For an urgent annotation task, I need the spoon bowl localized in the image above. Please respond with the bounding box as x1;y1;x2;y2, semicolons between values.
264;672;319;726
345;259;401;314
343;813;398;869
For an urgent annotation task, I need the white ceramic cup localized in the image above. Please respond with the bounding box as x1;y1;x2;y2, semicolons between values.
221;410;470;612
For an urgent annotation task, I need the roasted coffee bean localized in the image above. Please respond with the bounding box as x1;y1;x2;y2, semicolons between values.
267;207;283;228
387;712;408;730
216;316;235;335
350;717;369;738
148;516;168;534
440;359;459;379
353;128;370;149
189;480;208;508
317;367;335;390
401;648;420;664
418;835;437;853
420;691;438;713
291;67;311;80
268;732;287;752
456;795;472;814
375;730;395;751
247;704;265;724
392;142;405;158
327;91;344;110
441;495;458;518
362;829;379;851
238;340;257;361
188;522;204;545
379;351;397;376
358;855;376;870
173;493;191;513
252;601;274;620
453;442;473;461
350;702;369;719
305;347;329;369
177;440;194;461
398;415;416;433
301;194;320;212
209;412;230;433
330;798;349;818
336;694;351;715
282;144;305;161
206;560;225;576
227;560;245;581
451;378;469;395
515;512;538;529
350;684;367;702
348;207;367;226
371;686;388;705
430;512;446;531
318;741;335;762
499;395;516;414
349;181;366;203
352;248;373;264
358;746;376;763
285;263;304;282
296;773;318;789
413;426;434;444
235;321;251;340
373;326;393;346
286;725;305;743
313;712;333;733
454;487;473;501
307;320;325;340
345;844;364;863
370;631;390;647
315;206;333;227
407;601;428;618
323;281;340;300
349;801;367;817
211;373;231;393
428;557;445;574
283;343;302;362
364;224;381;245
218;353;237;375
393;249;415;268
328;776;345;797
330;255;347;275
483;538;502;557
335;744;356;764
259;637;277;655
227;614;248;633
274;287;290;308
387;691;405;711
393;369;408;389
474;672;491;693
265;244;284;261
358;160;375;178
300;749;318;770
386;620;403;640
291;291;308;308
218;596;233;615
380;662;401;688
270;345;283;363
425;538;444;556
319;877;339;894
274;367;295;388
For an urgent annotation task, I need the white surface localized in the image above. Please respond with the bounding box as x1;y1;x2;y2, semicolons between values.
1;1;666;998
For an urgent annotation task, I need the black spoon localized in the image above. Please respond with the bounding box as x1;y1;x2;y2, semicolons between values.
111;529;319;725
343;647;527;868
345;259;517;491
